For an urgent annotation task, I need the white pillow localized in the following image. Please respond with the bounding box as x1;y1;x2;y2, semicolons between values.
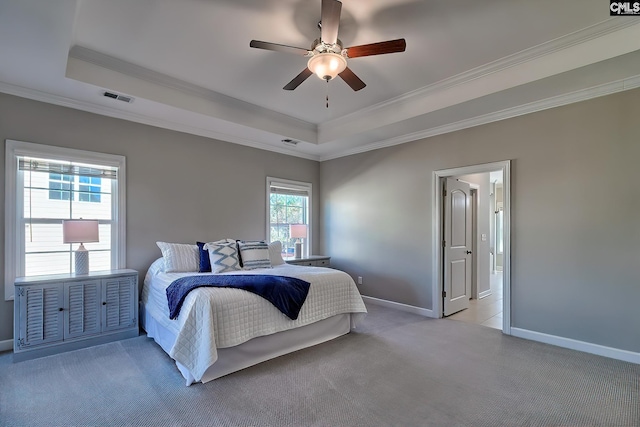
204;241;241;273
147;257;166;276
156;242;199;273
268;241;285;266
238;241;272;270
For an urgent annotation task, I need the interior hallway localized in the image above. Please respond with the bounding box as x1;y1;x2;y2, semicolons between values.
448;272;503;329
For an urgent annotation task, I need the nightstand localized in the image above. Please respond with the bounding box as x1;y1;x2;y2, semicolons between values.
284;255;331;267
13;269;139;362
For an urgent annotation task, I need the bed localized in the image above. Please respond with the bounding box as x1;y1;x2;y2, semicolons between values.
140;254;367;386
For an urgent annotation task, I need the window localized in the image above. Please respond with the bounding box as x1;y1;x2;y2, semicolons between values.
5;140;126;300
78;174;102;203
48;171;102;203
48;173;73;201
266;177;312;258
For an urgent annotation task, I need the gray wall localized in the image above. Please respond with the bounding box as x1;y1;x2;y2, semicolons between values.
320;88;640;353
0;93;320;343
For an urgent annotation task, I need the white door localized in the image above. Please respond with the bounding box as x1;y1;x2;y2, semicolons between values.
443;177;472;316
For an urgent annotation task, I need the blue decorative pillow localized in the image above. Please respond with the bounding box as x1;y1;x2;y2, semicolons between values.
196;242;211;272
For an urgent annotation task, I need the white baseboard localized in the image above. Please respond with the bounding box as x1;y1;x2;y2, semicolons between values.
510;327;640;365
478;289;492;299
361;296;434;318
0;339;13;353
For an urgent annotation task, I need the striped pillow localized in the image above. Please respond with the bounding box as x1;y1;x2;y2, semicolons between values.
238;241;272;270
156;242;199;273
268;241;285;266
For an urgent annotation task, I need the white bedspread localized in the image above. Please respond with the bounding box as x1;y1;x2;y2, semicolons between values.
141;261;367;382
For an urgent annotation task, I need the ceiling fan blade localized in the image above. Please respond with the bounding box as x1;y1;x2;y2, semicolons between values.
339;67;366;91
283;68;313;90
250;40;310;56
320;0;342;45
345;39;406;58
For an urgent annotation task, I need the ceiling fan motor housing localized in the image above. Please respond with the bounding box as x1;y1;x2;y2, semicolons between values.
308;39;347;81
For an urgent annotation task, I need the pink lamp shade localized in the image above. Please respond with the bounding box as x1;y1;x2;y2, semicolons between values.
63;220;99;244
289;224;307;259
63;220;99;275
289;224;308;239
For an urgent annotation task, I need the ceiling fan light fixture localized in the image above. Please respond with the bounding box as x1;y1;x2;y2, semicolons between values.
307;53;347;81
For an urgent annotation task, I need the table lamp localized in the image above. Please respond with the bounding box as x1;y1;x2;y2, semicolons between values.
63;219;99;275
289;224;308;259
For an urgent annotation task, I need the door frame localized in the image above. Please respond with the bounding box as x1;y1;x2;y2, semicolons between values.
432;160;511;334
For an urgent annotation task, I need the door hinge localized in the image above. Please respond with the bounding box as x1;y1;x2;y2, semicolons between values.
442;240;446;248
443;189;447;197
442;290;447;298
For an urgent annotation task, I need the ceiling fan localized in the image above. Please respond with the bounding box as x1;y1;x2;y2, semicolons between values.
250;0;406;92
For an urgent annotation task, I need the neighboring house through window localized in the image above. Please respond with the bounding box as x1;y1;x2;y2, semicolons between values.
48;172;101;203
266;177;312;258
4;140;126;301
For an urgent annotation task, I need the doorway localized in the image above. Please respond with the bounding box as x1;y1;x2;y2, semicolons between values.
432;161;511;335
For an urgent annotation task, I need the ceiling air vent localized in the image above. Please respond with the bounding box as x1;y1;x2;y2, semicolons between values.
282;138;299;147
103;91;134;103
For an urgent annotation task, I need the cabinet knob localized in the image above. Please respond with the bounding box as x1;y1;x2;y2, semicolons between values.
58;308;64;311
102;302;107;305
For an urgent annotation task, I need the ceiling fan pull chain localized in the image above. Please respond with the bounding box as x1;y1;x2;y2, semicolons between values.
326;80;329;108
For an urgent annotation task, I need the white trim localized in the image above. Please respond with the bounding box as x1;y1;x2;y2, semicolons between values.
266;177;313;258
511;327;640;365
361;296;434;318
319;74;640;161
3;71;640;164
0;339;13;353
320;19;638;134
478;289;492;299
433;161;511;335
4;140;126;301
0;81;320;162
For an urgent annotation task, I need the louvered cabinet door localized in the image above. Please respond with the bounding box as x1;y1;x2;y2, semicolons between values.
63;280;101;339
101;275;137;332
16;283;64;348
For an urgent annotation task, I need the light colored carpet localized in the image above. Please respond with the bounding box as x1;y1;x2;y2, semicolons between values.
1;303;638;427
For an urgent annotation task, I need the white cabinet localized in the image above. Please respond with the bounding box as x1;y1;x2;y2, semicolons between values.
285;256;331;267
14;269;138;362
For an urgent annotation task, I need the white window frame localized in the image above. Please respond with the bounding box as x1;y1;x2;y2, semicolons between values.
4;140;126;301
266;177;312;258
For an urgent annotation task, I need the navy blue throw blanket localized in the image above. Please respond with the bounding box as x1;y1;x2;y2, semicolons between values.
166;274;311;320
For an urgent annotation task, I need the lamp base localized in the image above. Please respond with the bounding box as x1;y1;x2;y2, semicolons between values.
294;241;302;259
75;245;89;275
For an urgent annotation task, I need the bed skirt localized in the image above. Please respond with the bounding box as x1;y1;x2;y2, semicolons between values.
140;305;352;386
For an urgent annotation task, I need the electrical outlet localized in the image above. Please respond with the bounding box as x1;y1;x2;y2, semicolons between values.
357;276;363;285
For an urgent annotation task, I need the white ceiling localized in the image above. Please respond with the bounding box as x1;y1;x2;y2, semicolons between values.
2;0;640;160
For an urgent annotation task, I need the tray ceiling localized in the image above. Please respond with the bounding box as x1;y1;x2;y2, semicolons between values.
2;0;640;160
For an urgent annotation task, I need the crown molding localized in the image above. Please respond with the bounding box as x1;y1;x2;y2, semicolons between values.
319;18;640;133
319;74;640;161
0;81;320;161
3;72;640;164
